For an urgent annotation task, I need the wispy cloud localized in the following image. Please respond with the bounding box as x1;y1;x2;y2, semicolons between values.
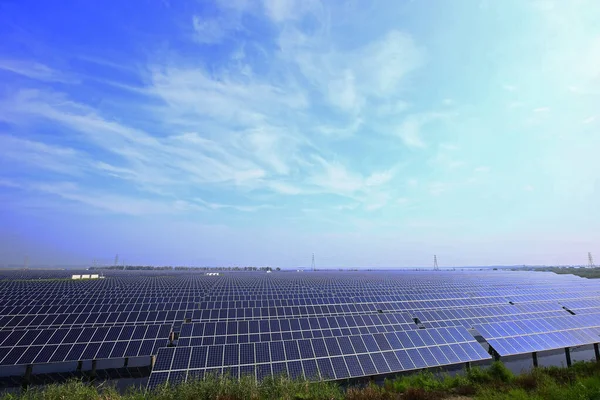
394;113;449;149
474;166;491;173
0;60;75;83
193;197;271;212
429;182;448;196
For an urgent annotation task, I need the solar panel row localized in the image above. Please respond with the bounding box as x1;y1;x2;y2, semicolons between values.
0;312;190;330
475;313;600;356
179;312;416;339
148;328;490;388
0;339;169;366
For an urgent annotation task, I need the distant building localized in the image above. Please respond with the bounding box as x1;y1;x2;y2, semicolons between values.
72;274;100;280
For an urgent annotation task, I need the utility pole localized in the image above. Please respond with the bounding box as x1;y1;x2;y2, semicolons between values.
433;255;439;271
589;252;595;269
114;254;119;267
311;253;316;272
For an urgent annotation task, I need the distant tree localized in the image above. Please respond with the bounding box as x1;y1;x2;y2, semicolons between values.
276;267;281;271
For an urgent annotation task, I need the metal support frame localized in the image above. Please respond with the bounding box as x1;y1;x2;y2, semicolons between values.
22;364;33;391
90;360;97;382
565;347;572;367
532;352;538;368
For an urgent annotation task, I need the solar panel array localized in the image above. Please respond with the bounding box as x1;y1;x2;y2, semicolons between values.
475;313;600;356
1;269;600;388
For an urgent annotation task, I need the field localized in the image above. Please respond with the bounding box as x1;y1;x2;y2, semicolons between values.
1;269;600;395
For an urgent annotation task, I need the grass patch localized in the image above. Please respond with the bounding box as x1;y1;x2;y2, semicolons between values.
3;360;600;399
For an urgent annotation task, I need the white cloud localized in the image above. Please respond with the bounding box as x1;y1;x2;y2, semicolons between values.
327;69;361;112
309;157;364;195
474;166;491;173
439;143;459;151
363;192;391;211
356;31;423;98
191;0;253;44
429;182;447;196
365;169;394;187
533;107;550;113
268;181;304;195
375;100;410;116
582;115;597;124
316;118;363;139
503;84;518;92
334;203;359;211
279;28;422;113
11;180;200;216
0;178;22;188
192;16;230;44
262;0;300;22
508;101;525;109
394;113;448;149
0;60;75;83
193;197;270;212
0;3;426;217
0;134;88;176
395;117;426;148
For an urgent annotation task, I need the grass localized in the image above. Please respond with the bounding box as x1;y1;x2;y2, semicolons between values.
525;267;600;279
2;360;600;399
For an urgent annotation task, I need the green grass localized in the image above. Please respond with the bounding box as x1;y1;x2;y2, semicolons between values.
3;360;600;399
525;267;600;279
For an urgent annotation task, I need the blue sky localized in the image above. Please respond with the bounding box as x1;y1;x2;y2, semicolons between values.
1;0;599;268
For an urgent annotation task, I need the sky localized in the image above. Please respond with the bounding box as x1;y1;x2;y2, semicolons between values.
0;0;599;268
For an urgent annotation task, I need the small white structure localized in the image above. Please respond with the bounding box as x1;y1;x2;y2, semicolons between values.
72;274;101;280
205;272;220;276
